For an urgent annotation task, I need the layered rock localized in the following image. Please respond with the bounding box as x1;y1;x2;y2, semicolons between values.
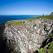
4;19;53;53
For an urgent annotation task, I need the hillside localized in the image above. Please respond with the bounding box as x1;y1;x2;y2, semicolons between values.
3;18;53;53
39;12;53;20
40;15;53;20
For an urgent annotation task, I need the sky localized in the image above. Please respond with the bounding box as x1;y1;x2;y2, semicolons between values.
0;0;53;15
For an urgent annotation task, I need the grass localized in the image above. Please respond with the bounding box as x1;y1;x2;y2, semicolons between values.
48;42;53;53
38;42;53;53
27;15;53;21
7;20;25;26
40;15;53;20
48;34;53;38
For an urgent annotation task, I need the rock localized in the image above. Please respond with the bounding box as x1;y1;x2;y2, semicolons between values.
3;19;53;53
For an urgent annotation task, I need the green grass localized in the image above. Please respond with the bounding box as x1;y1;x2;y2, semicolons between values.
7;21;25;26
38;48;46;53
38;42;53;53
48;42;53;53
26;16;40;21
48;34;53;38
27;15;53;21
38;33;53;53
40;15;53;20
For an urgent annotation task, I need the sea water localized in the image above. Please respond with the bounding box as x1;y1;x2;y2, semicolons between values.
0;15;39;25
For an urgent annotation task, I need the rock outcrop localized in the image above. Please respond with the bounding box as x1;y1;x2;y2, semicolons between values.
3;19;53;53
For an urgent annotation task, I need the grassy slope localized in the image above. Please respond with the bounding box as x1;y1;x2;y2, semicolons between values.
6;20;25;26
40;15;53;20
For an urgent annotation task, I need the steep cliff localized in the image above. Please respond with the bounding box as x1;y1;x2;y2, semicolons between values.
3;19;53;53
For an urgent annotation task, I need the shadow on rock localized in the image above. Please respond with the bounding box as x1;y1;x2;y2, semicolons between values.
0;24;10;53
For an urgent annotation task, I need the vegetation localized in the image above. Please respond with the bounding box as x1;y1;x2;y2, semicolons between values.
40;15;53;20
7;20;25;26
38;42;53;53
39;12;53;20
38;12;53;53
26;16;40;21
48;34;53;38
27;15;53;21
48;42;53;53
38;48;46;53
38;32;53;53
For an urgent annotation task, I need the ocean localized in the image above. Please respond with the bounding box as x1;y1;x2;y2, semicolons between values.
0;15;39;25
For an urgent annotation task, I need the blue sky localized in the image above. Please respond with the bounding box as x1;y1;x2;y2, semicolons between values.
0;0;53;15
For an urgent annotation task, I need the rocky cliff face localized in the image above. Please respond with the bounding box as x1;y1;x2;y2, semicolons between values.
3;19;53;53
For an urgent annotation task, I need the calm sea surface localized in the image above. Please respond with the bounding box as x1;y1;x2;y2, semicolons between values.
0;15;39;25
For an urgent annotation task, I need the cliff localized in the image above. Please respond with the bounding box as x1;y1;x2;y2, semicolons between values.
3;19;53;53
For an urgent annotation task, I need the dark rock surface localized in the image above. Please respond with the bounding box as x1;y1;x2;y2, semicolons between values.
0;25;10;53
